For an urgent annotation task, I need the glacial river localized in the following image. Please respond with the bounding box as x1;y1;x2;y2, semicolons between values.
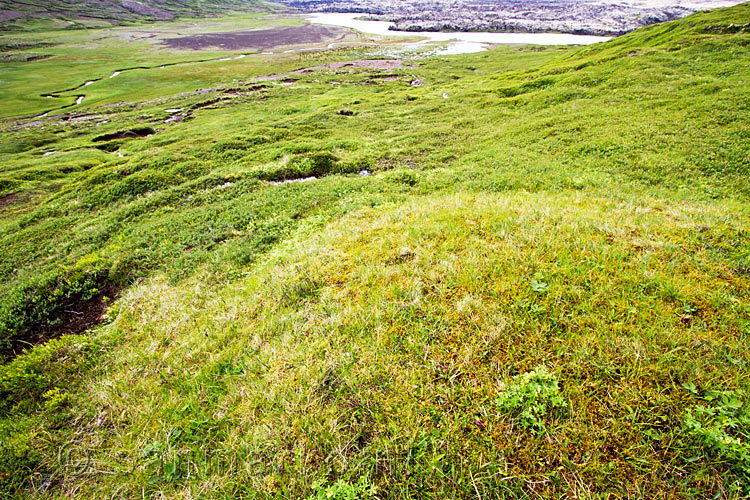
308;13;612;54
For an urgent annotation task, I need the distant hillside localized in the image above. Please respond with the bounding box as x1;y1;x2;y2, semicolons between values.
275;0;745;36
0;0;277;28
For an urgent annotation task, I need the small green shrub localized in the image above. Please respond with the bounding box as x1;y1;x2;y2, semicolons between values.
494;77;557;98
0;254;108;355
258;152;344;181
0;422;42;495
0;334;95;413
279;272;322;305
0;177;20;195
384;170;418;187
496;366;568;434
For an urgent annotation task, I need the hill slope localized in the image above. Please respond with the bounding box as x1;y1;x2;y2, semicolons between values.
0;0;275;28
0;2;749;498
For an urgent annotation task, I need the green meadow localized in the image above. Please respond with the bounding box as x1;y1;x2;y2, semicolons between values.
0;2;749;498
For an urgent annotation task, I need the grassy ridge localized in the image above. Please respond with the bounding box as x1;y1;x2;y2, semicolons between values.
0;0;276;30
0;3;749;497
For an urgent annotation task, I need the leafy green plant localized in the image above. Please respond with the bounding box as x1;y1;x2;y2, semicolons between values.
307;477;377;500
496;366;568;434
529;273;549;295
684;388;750;490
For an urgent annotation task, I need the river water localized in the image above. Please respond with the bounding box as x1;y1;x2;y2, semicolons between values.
308;13;612;54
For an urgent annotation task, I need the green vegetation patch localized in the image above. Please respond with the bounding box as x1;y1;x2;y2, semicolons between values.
497;366;569;434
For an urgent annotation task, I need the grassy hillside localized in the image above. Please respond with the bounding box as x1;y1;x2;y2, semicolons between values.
0;0;277;31
0;3;749;498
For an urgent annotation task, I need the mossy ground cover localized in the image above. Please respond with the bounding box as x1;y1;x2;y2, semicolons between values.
0;3;749;498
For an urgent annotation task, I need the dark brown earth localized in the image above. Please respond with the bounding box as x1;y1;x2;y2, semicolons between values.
0;193;19;209
92;127;155;142
3;284;118;361
161;24;349;51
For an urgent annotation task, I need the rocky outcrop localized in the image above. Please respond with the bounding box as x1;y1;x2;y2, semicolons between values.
277;0;740;36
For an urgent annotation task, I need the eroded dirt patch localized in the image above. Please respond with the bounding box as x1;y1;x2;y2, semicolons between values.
0;193;19;209
3;284;119;361
162;25;348;51
93;126;155;142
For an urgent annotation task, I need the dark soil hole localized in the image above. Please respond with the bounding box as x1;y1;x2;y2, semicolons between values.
0;193;19;209
191;98;221;110
93;127;155;143
3;284;119;361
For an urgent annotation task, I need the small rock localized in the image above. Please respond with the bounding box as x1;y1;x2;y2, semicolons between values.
164;113;188;123
268;176;317;186
359;170;370;176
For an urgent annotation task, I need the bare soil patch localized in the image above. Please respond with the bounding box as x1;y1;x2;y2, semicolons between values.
93;126;155;142
3;284;119;361
0;193;19;209
162;25;348;51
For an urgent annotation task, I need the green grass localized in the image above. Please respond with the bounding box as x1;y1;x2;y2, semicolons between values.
0;3;749;498
0;12;327;119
